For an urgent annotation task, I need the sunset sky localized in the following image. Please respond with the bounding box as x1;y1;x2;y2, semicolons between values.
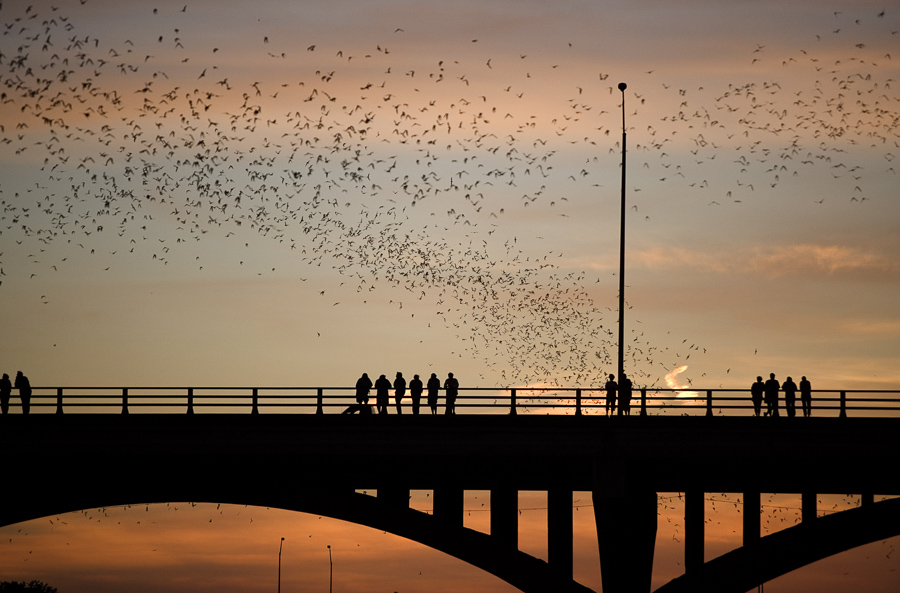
1;0;898;591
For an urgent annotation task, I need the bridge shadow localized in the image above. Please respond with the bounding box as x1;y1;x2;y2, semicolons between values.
654;496;900;593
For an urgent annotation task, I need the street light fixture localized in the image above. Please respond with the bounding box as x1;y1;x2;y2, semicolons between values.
327;544;333;593
278;537;285;593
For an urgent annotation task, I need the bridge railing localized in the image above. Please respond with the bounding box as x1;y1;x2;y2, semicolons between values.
3;387;900;418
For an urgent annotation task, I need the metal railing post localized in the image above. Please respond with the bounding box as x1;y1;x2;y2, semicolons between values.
640;387;647;416
316;388;324;415
122;388;129;414
575;389;582;416
839;391;846;418
187;388;194;414
252;388;259;414
56;388;64;414
509;388;517;415
706;390;713;417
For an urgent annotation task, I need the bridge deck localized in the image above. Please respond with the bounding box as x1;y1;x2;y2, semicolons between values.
4;414;897;496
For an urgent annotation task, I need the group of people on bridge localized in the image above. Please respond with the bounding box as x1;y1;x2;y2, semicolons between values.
348;372;459;415
751;373;813;417
603;373;635;416
0;371;31;415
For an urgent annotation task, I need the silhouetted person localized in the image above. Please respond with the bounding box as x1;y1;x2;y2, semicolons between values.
782;376;798;417
604;374;617;416
409;374;423;415
15;371;31;415
800;376;812;417
393;372;407;414
444;372;459;415
618;374;632;416
0;373;11;414
374;374;391;414
764;373;780;417
751;376;765;416
348;372;373;414
427;373;440;414
355;373;372;405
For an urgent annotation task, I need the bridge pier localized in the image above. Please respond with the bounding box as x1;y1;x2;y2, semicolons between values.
548;488;573;579
491;487;518;549
685;490;705;574
743;490;760;544
378;487;410;511
593;468;657;593
434;486;464;527
802;491;816;523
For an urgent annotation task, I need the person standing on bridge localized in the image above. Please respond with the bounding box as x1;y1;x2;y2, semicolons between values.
782;376;798;417
618;373;632;416
800;376;812;417
355;373;373;406
14;371;31;415
393;372;407;414
604;374;617;416
444;372;459;415
0;373;11;415
427;373;441;414
409;374;424;415
751;376;765;416
764;373;780;417
374;374;391;414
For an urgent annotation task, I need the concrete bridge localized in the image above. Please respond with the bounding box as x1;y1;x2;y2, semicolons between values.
2;410;898;593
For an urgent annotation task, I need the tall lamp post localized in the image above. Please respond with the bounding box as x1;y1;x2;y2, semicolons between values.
327;545;333;593
617;82;627;383
278;537;285;593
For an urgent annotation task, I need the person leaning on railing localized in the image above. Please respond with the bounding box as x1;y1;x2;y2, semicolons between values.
782;376;798;417
800;376;812;417
764;373;780;417
444;373;458;415
751;376;764;417
427;373;440;414
14;371;31;415
0;373;11;414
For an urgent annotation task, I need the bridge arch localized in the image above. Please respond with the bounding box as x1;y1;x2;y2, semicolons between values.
6;491;898;593
1;490;595;593
263;491;596;593
654;496;900;593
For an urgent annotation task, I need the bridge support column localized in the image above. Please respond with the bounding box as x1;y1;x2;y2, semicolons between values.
802;492;816;523
744;490;760;545
685;490;705;575
593;473;657;593
548;488;573;579
378;487;410;511
491;487;518;549
741;489;763;584
434;487;463;527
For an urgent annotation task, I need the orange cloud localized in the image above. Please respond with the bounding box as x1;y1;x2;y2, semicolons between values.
632;244;899;279
747;244;900;278
663;365;700;401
